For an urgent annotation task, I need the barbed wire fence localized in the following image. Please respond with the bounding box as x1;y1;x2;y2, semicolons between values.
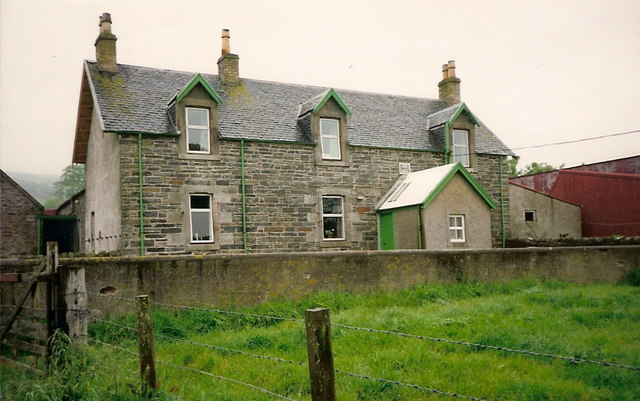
87;292;640;401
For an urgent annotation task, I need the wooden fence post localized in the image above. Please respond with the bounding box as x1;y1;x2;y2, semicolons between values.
135;295;157;396
305;307;337;401
58;267;87;345
45;242;59;365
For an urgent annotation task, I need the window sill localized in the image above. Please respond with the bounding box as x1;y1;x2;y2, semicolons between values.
185;242;220;251
320;239;349;248
316;159;350;167
179;152;221;161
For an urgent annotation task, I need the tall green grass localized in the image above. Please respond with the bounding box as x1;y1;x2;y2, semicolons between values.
2;279;639;400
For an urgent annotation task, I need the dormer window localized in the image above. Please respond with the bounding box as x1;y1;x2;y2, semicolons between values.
452;129;469;167
299;89;351;167
173;73;222;160
320;118;341;160
186;107;210;153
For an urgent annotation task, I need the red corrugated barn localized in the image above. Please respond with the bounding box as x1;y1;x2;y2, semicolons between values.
510;155;640;237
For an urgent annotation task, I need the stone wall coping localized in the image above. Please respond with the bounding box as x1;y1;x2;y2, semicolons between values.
2;245;638;268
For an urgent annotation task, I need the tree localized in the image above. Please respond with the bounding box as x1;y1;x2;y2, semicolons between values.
507;157;564;178
506;157;519;178
43;165;85;208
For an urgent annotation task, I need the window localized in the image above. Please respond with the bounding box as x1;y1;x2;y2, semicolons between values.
322;196;344;240
320;118;341;160
524;210;536;222
388;182;410;203
186;107;210;153
189;194;213;243
452;129;469;167
448;214;465;242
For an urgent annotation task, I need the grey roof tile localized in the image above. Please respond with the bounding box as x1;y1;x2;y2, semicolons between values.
87;61;513;155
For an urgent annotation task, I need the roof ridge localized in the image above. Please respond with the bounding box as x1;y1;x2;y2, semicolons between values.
86;60;445;102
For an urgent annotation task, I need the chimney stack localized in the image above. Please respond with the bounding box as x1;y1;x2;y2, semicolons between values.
95;13;118;73
438;60;461;105
217;29;240;85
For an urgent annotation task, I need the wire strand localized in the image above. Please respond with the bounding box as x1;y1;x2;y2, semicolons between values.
335;368;486;401
332;323;640;371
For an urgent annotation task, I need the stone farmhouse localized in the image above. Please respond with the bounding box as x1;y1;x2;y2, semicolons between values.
72;13;514;256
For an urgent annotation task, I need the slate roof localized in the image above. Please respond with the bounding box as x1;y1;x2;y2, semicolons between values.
85;61;513;155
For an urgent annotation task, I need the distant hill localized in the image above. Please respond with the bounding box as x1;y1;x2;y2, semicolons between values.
4;171;58;204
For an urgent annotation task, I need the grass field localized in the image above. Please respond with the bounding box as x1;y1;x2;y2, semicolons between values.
2;279;639;400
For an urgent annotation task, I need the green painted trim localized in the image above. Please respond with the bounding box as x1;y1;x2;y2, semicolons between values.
222;137;313;146
137;133;145;256
444;122;451;164
176;73;222;104
225;137;445;154
240;140;248;253
417;205;424;249
499;155;506;248
351;144;444;154
110;130;180;137
376;204;422;214
448;103;480;126
312;88;352;116
421;163;496;210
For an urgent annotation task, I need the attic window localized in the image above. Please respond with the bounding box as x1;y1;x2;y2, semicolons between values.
452;129;469;167
320;118;341;160
186;107;210;153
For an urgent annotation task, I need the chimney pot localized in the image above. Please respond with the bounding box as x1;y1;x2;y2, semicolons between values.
438;60;461;105
447;60;456;78
217;28;239;85
99;13;112;33
221;29;231;54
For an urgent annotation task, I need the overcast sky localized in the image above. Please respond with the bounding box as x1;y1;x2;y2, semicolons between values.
1;0;639;176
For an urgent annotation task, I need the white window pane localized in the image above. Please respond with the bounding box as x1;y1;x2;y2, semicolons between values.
453;130;468;145
188;128;209;152
449;215;465;242
453;146;469;166
323;197;343;214
322;137;340;159
191;211;212;241
187;108;208;126
323;217;344;239
320;119;339;136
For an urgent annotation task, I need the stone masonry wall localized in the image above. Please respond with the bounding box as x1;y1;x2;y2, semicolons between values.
1;174;43;257
118;135;510;255
3;246;635;313
473;154;511;247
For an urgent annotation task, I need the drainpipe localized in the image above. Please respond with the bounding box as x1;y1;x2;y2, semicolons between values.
499;155;506;248
240;140;248;252
417;205;424;249
444;122;451;164
137;133;145;256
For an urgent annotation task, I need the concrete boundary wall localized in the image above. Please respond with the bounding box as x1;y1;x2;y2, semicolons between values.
2;246;638;314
